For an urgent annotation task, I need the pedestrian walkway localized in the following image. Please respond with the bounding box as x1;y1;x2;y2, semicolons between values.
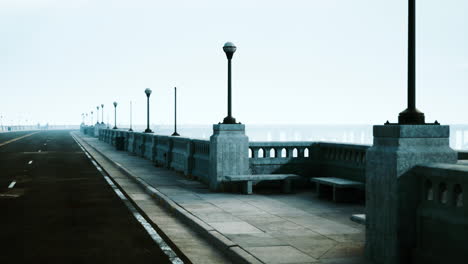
77;133;366;264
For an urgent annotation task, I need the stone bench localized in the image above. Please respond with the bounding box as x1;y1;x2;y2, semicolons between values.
224;174;301;194
310;177;364;202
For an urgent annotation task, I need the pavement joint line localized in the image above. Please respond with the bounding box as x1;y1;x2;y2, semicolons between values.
73;132;264;264
0;131;40;147
71;134;184;264
8;181;16;189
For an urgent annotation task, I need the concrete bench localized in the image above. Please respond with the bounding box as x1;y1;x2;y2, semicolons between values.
310;177;364;202
224;174;301;194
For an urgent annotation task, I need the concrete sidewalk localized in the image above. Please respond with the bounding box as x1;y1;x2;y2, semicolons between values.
77;133;366;264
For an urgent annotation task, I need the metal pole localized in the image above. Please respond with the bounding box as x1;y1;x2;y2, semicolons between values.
408;0;415;110
147;96;150;131
101;105;104;124
228;58;232;119
172;87;180;136
113;106;117;129
129;101;133;131
397;0;425;124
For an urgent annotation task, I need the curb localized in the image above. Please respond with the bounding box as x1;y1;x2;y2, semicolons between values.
74;133;263;264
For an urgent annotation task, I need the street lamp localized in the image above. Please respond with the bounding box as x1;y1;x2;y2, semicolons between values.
91;111;94;125
222;42;238;124
96;106;100;124
172;87;180;136
113;101;118;129
397;0;425;124
86;113;88;125
144;88;153;133
101;104;104;124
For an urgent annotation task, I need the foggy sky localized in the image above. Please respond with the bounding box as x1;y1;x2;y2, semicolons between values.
1;0;467;126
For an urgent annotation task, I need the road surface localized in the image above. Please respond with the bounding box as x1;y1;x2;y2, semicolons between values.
0;130;173;263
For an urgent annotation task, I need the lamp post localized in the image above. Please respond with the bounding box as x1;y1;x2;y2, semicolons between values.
113;101;118;129
222;42;238;124
144;88;153;133
86;113;88;125
96;106;100;124
172;87;180;136
398;0;425;124
101;104;104;124
91;111;93;125
129;100;133;132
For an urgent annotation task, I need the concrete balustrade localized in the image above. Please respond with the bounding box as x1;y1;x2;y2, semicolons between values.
410;164;468;264
192;139;210;183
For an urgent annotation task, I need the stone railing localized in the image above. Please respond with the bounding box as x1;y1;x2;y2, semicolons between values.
97;128;210;180
192;139;210;183
248;141;370;182
411;164;468;263
248;142;317;175
317;142;369;182
92;128;373;191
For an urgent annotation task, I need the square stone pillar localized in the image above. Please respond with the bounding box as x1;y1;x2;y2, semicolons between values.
209;124;249;191
365;125;457;264
94;123;105;137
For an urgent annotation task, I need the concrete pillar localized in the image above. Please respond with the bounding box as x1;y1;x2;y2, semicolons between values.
366;125;457;264
209;124;249;191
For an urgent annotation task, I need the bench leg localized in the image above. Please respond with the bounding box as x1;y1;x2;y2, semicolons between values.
242;181;253;195
282;179;292;193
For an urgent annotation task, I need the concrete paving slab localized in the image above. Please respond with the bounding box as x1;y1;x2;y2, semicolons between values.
210;221;264;235
246;245;317;264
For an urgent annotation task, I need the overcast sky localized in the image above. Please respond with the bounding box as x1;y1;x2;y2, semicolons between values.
1;0;467;126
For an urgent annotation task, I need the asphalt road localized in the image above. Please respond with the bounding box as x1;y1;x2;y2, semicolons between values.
0;130;172;263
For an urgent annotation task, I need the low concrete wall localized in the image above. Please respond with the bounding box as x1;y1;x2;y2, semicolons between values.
411;164;468;263
248;141;369;182
94;129;371;189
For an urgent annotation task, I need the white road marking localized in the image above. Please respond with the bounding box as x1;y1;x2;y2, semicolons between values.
28;160;33;165
71;135;184;264
8;181;16;189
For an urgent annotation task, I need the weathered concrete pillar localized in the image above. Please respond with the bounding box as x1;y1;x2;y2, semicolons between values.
94;123;106;138
366;125;457;264
209;124;249;191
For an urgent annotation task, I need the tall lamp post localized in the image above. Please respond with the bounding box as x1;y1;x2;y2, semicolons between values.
222;42;238;124
144;88;153;133
113;101;118;129
101;104;104;124
96;106;100;124
86;113;88;125
91;111;94;125
172;87;180;136
397;0;425;125
129;100;133;132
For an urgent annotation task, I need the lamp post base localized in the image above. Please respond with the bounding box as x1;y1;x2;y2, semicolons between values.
398;108;425;124
128;128;133;132
144;128;153;133
171;132;180;136
113;126;118;130
222;116;237;124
